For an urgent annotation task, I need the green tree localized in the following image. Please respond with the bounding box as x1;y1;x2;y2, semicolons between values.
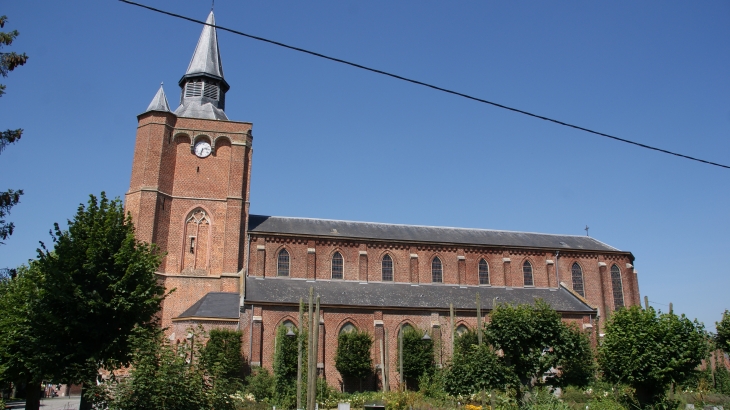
32;193;166;410
335;329;373;391
400;327;434;389
444;329;514;396
0;264;56;410
0;15;28;245
245;367;275;402
200;329;246;410
484;299;565;399
201;329;245;381
92;328;210;410
598;306;709;407
273;324;306;408
717;310;730;354
551;323;595;388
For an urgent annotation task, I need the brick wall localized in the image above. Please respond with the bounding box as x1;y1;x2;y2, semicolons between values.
244;304;595;391
248;234;635;325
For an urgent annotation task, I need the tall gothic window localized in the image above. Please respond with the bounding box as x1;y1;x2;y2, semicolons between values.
611;264;624;309
432;257;443;283
523;260;533;286
332;252;344;280
571;262;585;297
382;254;393;282
277;249;290;277
478;259;490;285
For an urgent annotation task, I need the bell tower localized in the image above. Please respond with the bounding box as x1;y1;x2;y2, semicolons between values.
125;11;253;326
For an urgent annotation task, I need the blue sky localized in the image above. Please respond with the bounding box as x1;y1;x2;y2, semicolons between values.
2;1;728;330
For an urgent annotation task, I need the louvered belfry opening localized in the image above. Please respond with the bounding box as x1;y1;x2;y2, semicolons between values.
182;78;224;107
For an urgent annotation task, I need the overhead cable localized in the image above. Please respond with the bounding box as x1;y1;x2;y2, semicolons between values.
119;0;730;170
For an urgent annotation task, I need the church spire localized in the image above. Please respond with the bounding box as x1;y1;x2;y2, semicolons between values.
185;10;224;80
144;83;171;113
174;10;230;120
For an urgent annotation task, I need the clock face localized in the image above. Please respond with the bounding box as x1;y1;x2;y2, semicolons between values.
194;141;212;158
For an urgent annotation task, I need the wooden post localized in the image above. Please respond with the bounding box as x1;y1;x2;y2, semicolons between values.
669;302;673;314
379;339;386;393
399;326;404;391
297;298;304;410
384;327;390;392
644;295;649;310
450;303;455;357
476;293;482;345
306;288;314;410
309;296;320;410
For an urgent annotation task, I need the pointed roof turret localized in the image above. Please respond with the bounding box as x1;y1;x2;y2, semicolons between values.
174;10;230;121
185;10;225;80
145;84;171;113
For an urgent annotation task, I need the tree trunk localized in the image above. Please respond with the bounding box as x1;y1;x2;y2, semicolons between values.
24;379;41;410
78;383;93;410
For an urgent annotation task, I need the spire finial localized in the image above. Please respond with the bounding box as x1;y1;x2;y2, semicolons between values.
211;0;214;11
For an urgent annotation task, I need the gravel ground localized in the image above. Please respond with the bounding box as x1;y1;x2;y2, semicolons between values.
5;397;81;410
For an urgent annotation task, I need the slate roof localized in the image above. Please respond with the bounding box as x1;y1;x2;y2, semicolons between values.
174;101;229;121
144;84;171;113
245;277;596;314
248;215;622;253
185;10;224;80
176;292;239;320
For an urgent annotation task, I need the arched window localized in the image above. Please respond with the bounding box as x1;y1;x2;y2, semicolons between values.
432;257;443;283
611;264;624;309
571;263;584;297
478;259;490;285
523;260;533;286
399;323;414;335
340;322;356;334
455;324;469;336
332;252;344;280
382;254;393;281
277;249;290;277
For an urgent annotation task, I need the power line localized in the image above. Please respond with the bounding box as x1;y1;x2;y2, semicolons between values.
120;0;730;170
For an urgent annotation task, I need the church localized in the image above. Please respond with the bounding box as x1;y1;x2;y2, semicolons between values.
125;11;640;390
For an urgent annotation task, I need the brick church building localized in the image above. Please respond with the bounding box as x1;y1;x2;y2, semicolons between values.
125;11;640;390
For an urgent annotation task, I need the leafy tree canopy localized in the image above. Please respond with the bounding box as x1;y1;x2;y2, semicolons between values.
0;15;28;245
400;326;434;386
201;329;245;382
335;328;373;380
0;264;56;384
551;323;595;388
35;193;166;385
485;299;565;388
716;310;730;354
444;329;514;396
598;305;709;407
272;324;306;408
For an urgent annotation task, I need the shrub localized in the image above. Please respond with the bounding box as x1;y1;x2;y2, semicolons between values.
245;367;275;403
521;388;570;410
272;324;304;407
399;327;434;389
335;329;373;392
